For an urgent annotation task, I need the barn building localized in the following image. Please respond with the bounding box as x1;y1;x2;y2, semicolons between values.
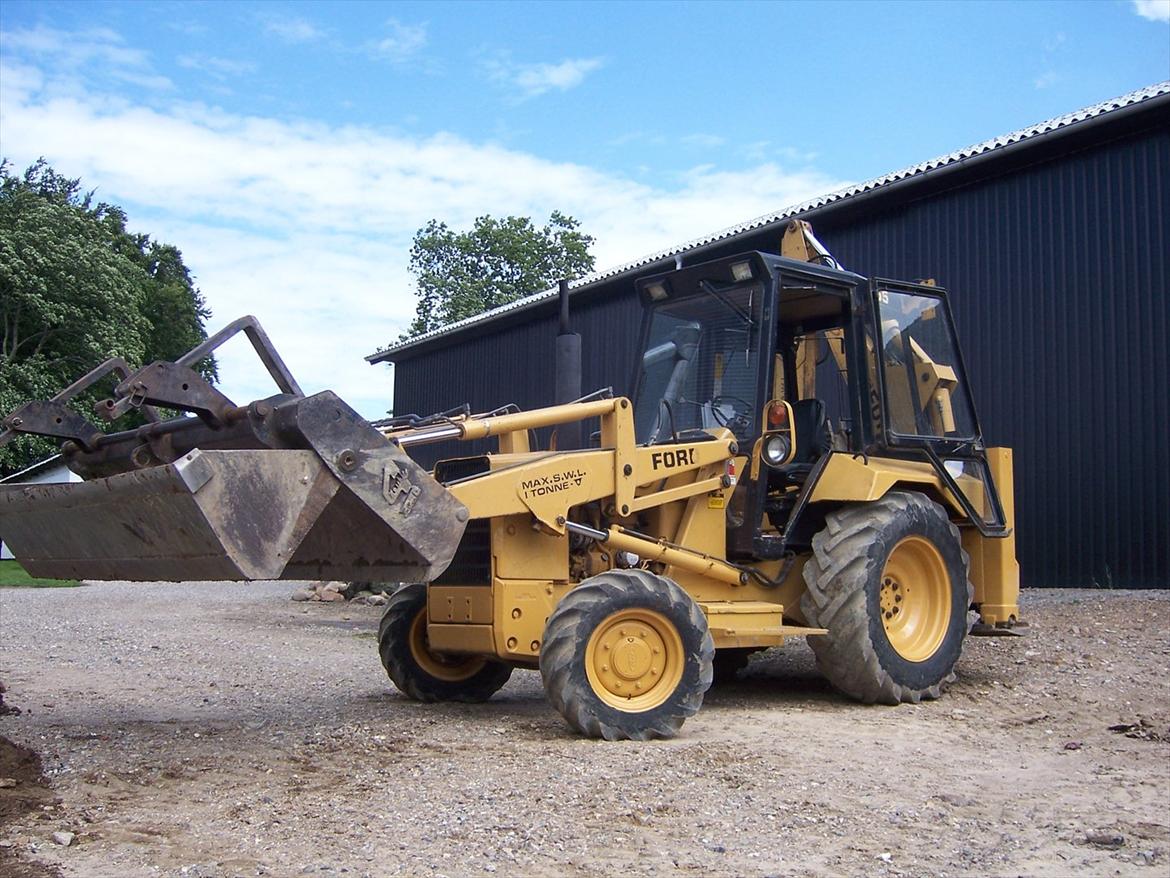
369;83;1170;589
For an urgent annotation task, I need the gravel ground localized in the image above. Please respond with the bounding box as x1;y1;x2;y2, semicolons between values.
1;582;1167;878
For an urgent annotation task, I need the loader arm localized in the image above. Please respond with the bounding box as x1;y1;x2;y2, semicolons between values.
0;323;740;587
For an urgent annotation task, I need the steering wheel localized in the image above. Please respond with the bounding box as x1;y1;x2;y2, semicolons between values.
709;395;753;433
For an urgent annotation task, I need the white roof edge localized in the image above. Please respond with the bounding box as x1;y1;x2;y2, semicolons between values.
371;81;1170;361
0;453;65;483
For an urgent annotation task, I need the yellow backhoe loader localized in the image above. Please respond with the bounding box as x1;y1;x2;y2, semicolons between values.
0;222;1022;740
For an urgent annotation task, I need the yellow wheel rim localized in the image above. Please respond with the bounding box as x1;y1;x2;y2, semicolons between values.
879;536;950;662
585;608;684;712
408;609;487;682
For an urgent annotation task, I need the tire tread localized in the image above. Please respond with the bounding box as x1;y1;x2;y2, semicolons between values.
800;491;974;705
540;569;713;741
378;583;512;703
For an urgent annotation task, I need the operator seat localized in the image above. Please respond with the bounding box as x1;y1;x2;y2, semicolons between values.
781;398;833;480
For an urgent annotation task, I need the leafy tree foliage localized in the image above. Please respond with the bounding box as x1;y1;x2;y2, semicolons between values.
0;159;214;475
406;211;596;337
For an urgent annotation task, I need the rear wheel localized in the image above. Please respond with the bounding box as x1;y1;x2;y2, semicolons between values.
540;570;714;740
800;491;973;704
378;583;512;702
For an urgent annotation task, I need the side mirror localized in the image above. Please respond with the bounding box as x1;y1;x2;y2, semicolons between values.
758;399;796;469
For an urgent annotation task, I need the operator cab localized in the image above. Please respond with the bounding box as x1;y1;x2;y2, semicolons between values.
632;250;1004;561
631;250;860;460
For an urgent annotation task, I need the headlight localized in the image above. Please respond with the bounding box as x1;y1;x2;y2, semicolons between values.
730;260;753;282
763;434;791;467
645;280;669;301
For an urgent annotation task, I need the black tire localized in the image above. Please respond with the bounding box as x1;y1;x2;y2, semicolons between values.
539;569;714;741
800;491;974;705
711;648;755;685
378;583;512;703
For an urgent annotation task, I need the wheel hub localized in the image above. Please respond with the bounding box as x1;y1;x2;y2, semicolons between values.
879;536;951;662
585;609;684;712
611;635;654;680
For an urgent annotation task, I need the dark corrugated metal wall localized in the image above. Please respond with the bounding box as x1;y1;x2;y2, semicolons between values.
393;122;1169;588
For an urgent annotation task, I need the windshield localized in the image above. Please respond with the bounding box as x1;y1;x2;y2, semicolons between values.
633;282;763;444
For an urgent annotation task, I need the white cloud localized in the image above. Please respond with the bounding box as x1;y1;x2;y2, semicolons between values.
370;19;427;63
0;45;846;418
168;20;210;38
1132;0;1170;22
0;26;173;91
1033;31;1067;91
262;14;326;44
607;131;653;148
488;55;605;99
1;25;147;67
178;54;257;80
681;133;726;148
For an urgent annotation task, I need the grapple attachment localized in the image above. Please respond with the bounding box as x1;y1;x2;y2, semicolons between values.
0;318;468;583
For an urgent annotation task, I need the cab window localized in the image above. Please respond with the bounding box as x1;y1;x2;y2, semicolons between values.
875;289;977;440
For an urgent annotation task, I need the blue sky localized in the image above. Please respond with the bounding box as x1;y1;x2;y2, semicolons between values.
1;0;1168;415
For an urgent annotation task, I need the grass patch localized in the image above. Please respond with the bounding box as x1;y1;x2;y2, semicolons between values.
0;559;81;588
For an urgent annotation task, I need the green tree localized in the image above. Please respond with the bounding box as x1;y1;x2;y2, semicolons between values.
135;241;215;370
0;159;214;475
406;211;596;337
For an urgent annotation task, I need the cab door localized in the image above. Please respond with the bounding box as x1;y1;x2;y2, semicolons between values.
869;280;1009;535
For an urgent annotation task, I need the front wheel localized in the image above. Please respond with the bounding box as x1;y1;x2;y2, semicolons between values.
378;583;512;703
540;570;714;740
800;491;973;704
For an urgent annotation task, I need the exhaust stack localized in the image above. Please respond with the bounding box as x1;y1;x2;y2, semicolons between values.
554;278;582;450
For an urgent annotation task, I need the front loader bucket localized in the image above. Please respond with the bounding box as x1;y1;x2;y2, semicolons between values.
0;446;469;583
0;316;470;585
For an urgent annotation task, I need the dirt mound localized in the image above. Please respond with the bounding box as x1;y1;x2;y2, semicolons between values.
0;736;61;878
0;680;23;717
0;735;53;823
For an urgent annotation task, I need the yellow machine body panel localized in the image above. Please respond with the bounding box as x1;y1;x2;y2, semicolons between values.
700;601;825;648
423;385;1022;660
